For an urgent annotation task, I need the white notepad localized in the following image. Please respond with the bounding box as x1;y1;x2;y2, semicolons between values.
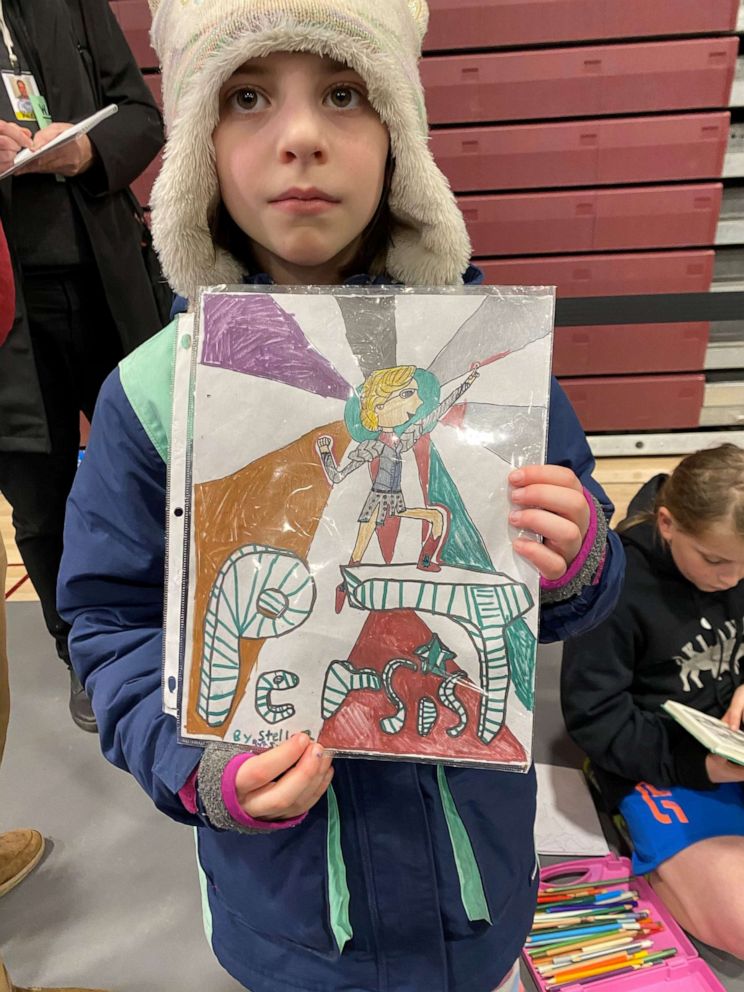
0;105;117;180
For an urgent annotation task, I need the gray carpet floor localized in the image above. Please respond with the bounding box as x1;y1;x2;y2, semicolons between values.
1;603;741;991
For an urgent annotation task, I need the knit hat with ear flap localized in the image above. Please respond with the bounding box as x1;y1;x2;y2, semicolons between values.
147;0;471;300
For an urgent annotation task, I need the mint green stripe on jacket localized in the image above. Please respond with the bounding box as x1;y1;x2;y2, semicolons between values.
326;784;353;952
119;319;178;463
437;765;492;924
194;828;214;947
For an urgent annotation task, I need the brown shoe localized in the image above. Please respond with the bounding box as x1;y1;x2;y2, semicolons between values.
1;962;109;992
0;830;44;898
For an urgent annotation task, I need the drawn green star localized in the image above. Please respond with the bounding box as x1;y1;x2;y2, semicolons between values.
414;634;457;677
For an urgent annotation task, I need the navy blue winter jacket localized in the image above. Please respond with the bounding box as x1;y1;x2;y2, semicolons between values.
58;271;623;992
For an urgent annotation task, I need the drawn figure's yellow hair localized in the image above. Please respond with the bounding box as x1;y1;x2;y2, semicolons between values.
360;366;416;432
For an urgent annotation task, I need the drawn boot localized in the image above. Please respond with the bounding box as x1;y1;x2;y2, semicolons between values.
335;561;361;614
417;533;442;572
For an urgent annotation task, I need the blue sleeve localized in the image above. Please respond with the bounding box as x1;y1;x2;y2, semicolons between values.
57;369;202;825
539;378;625;643
170;294;188;320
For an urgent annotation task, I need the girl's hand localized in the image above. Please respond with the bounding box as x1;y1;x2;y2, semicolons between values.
234;734;334;821
509;465;591;581
722;684;744;731
706;753;744;784
0;120;32;173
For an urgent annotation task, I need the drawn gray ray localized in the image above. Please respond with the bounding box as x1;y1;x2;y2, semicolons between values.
427;295;552;383
334;294;398;378
442;402;547;466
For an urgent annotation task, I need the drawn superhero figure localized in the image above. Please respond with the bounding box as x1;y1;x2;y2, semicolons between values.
317;363;479;611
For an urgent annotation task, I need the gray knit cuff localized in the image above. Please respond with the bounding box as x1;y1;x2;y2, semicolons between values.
540;494;609;605
197;744;275;835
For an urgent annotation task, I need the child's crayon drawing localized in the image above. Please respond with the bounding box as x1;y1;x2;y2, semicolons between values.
167;285;554;769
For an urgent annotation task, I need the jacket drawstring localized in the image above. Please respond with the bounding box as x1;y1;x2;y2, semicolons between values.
0;1;19;72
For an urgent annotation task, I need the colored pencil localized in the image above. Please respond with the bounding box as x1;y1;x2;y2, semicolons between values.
539;876;632;894
549;965;637;989
537;890;638;909
547;953;652;984
546;948;678;989
534;916;649;930
533;909;643;924
536;892;625;906
528;933;642;960
536;902;639;917
538;893;640;908
535;901;639;916
541;949;653;981
527;922;641;944
534;912;642;924
526;872;681;992
530;922;662;955
532;916;638;929
547;952;677;990
527;928;646;955
545;939;654;969
539;944;660;977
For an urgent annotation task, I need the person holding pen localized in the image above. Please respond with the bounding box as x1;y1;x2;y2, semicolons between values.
0;0;168;732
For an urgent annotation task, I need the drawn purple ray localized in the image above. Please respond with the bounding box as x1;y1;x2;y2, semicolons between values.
201;293;351;400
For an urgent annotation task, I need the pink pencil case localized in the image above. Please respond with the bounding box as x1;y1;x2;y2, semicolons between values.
523;855;727;992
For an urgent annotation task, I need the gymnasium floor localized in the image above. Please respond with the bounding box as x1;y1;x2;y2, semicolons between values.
2;458;743;991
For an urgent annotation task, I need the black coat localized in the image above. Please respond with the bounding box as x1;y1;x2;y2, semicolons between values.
0;0;166;453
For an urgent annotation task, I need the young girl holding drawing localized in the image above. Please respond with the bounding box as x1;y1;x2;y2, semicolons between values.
562;444;744;958
57;2;624;989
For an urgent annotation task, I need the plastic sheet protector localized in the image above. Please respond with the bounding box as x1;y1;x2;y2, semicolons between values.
165;284;555;770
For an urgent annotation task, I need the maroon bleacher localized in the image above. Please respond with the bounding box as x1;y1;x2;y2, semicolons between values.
552;324;710;377
111;0;158;70
425;0;740;51
431;113;730;193
115;1;739;437
560;374;706;431
460;183;722;256
422;38;738;125
478;250;715;297
130;74;162;207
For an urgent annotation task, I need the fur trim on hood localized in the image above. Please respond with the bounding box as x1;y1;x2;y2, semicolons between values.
148;0;471;300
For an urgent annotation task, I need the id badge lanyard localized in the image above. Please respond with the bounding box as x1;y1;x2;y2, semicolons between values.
0;0;19;73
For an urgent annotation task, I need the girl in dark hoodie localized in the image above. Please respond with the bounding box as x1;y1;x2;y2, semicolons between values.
562;443;744;958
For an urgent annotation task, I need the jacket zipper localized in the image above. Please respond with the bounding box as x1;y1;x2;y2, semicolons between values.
342;761;389;991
